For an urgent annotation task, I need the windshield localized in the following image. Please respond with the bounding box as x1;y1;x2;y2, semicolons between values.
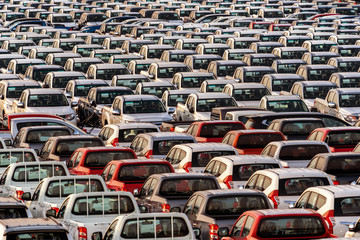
278;145;329;161
142;86;174;98
84;151;135;168
335;197;360;216
234;164;280;181
72;195;135;215
7;232;68;240
54;140;103;156
153;139;194;155
97;68;129;80
309;69;338;80
280;177;329;196
74;84;107;97
303;86;334;99
123;100;166;114
7;86;40;99
97;90;133;105
206;195;269;217
46;178;105;197
256;216;325;238
12;165;67;182
28;94;69;107
340;94;360;107
118;164;172;181
53;15;73;23
199;123;244;138
167;94;188;107
159;178;218;197
0;152;36;167
326;131;360;146
0;207;28;219
267;100;309;112
26;129;71;143
197;98;237;112
233;88;270;101
158;66;190;78
237;133;284;149
118;128;158;142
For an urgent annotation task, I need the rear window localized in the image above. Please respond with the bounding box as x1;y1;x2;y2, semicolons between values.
326;156;360;175
118;164;172;181
12;165;67;182
26;129;71;143
206;195;269;217
55;140;103;156
327;131;360;146
257;216;325;238
159;178;218;197
121;217;189;239
7;232;68;240
335;197;360;216
278;145;329;161
72;195;135;215
200;123;245;138
0;207;28;219
119;128;158;142
84;151;135;168
303;86;334;99
153;140;194;155
267;100;309;112
192;151;235;167
279;177;329;196
0;151;36;167
233;88;270;101
236;133;284;149
341;78;360;88
45;178;104;197
272;79;298;92
282;122;324;136
233;164;280;181
309;69;338;81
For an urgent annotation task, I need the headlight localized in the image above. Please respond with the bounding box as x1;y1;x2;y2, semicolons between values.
65;113;75;120
344;114;358;123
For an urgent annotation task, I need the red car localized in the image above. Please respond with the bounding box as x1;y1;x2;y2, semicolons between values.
186;121;245;143
101;159;174;193
307;127;360;152
220;209;337;240
222;130;286;154
66;146;137;175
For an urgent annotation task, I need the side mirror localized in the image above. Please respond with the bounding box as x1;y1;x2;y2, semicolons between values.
168;107;175;114
4;139;12;146
133;188;139;197
91;232;102;240
90;100;96;107
170;207;181;212
349;223;356;232
148;74;154;79
328;102;336;108
139;205;147;213
189;107;194;113
6;70;12;74
112;109;120;115
218;227;229;237
21;192;31;201
65;92;71;98
193;228;201;238
71;101;78;107
46;209;57;218
17;102;24;108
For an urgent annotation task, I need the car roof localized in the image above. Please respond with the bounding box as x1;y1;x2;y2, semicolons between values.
301;81;337;87
193;92;233;99
254;208;318;216
27;88;62;94
308;185;360;198
336;88;360;94
196;189;264;197
216;155;280;165
256;168;328;178
229;83;267;89
177;142;236;151
121;95;158;101
0;218;65;233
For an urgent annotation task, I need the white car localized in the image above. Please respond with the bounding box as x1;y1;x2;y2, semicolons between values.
92;212;198;240
295;185;360;237
205;155;282;189
165;143;238;173
98;123;160;147
261;140;331;168
0;161;69;199
245;168;333;209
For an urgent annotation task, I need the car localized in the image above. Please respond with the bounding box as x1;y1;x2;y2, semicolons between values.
200;79;236;93
184;189;272;240
232;66;275;83
64;57;104;73
221;209;336;240
260;74;305;95
301;51;340;65
24;65;65;83
308;127;360;152
135;81;176;98
183;54;222;72
294;185;360;237
86;63;130;85
245;168;333;209
258;95;309;113
165;143;238;173
101;159;174;193
205;155;282;189
329;72;360;88
42;71;86;90
223;83;271;107
130;132;196;159
302;40;338;52
222;130;286;155
136;173;220;213
270;59;306;74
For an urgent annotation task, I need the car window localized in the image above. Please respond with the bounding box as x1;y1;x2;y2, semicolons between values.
46;178;104;197
279;177;330;196
159;178;218;197
241;216;255;237
12;164;67;182
104;219;118;240
278;145;329;161
118;164;172;181
231;215;246;237
0;151;36;167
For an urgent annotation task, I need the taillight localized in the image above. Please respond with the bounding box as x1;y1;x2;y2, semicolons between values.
162;203;170;213
329;147;335;152
51;207;59;213
333;181;340;185
78;227;87;240
120;187;128;192
111;138;119;146
209;224;219;240
16;190;24;200
223;175;233;189
183;162;192;172
170;127;175;132
324;210;335;233
268;190;279;209
145;150;153;158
